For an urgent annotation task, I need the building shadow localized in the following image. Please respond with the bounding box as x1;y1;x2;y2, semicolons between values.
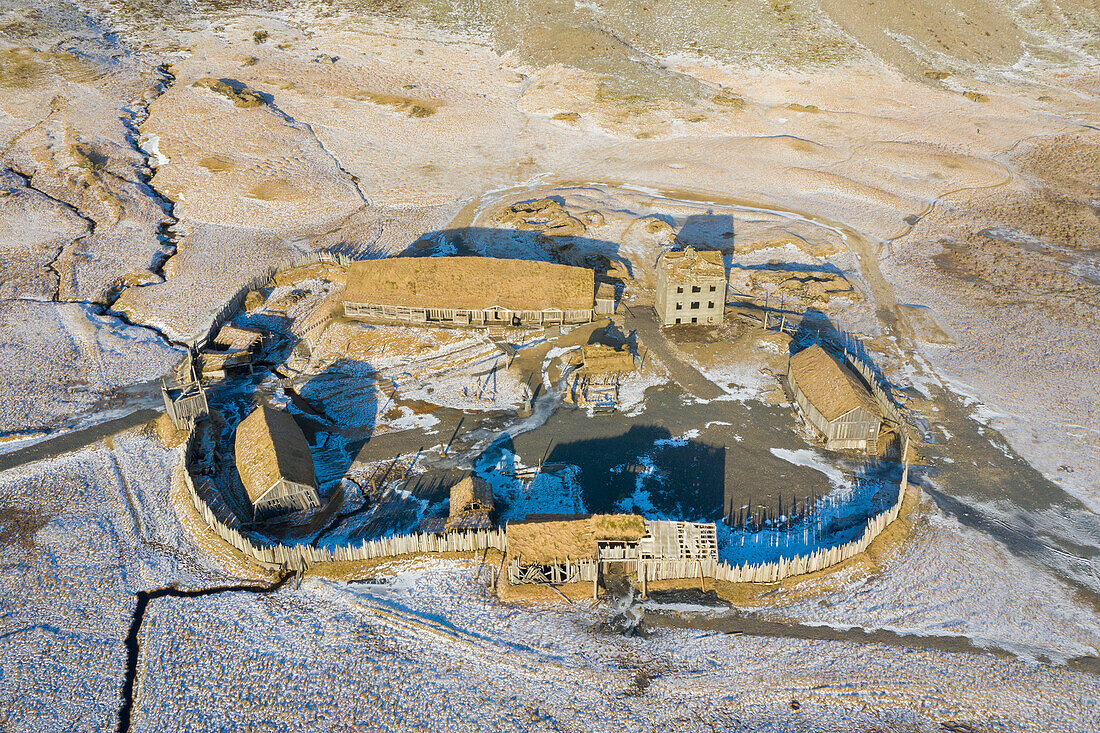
675;213;736;251
544;424;726;521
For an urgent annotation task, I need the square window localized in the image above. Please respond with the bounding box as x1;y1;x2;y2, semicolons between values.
691;301;700;309
691;317;698;323
692;285;701;293
675;318;681;324
709;285;717;292
676;286;683;294
675;303;682;310
708;302;715;309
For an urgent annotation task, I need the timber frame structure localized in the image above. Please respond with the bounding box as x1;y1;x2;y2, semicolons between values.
506;518;719;590
162;352;209;430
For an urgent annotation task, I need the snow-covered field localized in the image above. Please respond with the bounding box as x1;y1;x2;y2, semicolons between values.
124;557;1100;732
3;0;1099;729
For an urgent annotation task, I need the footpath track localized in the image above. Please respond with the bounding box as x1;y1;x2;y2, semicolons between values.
0;408;162;473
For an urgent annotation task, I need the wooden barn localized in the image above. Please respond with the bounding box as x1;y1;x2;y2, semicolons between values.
786;344;882;451
342;256;596;328
235;405;321;519
505;515;718;588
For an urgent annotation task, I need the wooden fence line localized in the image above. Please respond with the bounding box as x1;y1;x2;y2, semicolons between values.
170;261;916;582
189;251;357;351
181;419;910;580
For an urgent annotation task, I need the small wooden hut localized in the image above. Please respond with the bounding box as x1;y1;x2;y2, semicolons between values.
202;324;264;375
447;475;493;530
235;405;320;518
786;345;882;451
568;345;634;409
594;281;617;315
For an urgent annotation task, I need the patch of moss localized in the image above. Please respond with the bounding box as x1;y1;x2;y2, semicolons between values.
923;69;950;80
712;88;745;110
963;91;989;103
552;111;581;122
253;29;268;44
192;77;265;108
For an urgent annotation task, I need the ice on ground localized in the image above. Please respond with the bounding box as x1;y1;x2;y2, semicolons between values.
770;447;848;488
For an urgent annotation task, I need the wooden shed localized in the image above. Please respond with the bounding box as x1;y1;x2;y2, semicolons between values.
447;475;493;530
235;405;320;518
786;345;882;451
342;256;596;328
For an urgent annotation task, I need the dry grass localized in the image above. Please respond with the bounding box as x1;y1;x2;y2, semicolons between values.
506;514;647;564
305;550;504;582
169;460;276;582
345;257;595;312
153;414;190;449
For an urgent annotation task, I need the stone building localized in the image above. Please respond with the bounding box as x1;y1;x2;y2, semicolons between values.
654;247;727;326
235;405;321;519
786;345;882;452
343;256;596;328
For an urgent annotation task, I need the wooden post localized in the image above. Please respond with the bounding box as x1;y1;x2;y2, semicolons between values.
641;561;648;599
593;562;599;600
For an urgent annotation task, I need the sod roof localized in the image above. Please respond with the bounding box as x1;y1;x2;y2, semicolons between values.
506;513;647;564
580;345;635;375
788;345;881;422
344;256;595;312
659;247;726;280
235;405;316;504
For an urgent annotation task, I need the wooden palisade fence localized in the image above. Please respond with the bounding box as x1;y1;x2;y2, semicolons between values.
174;256;917;583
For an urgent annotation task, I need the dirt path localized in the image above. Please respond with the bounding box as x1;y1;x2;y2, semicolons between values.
0;407;162;472
620;305;725;400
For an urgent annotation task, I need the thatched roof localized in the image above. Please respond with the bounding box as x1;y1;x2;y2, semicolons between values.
344;257;595;311
506;513;647;564
235;405;316;503
788;345;881;422
580;345;634;375
212;323;263;351
659;247;726;281
450;475;493;516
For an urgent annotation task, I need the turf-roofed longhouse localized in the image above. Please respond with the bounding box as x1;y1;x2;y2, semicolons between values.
786;344;883;452
342;256;597;327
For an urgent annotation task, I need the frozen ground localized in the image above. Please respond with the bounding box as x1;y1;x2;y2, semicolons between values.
129;558;1100;732
2;0;1099;728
